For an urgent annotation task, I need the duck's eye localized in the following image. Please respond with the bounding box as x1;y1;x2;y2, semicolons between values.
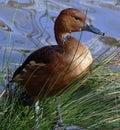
74;16;80;21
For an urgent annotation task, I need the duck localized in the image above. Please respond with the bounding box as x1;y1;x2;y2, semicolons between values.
11;8;104;100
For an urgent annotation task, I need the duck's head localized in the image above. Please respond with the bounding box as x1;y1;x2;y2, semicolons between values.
54;8;104;44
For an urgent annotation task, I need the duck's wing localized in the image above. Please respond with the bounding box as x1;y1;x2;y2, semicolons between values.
12;45;59;81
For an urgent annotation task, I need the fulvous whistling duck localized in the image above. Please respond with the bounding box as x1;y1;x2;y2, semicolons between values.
11;8;104;100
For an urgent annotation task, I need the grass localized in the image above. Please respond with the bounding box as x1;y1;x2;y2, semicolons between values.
0;47;120;130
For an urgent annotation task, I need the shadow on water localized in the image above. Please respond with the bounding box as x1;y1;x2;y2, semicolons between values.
0;0;120;87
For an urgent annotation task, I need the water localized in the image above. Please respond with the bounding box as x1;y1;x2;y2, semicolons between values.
0;0;120;71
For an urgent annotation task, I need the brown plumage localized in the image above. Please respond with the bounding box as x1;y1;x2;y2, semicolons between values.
12;8;104;100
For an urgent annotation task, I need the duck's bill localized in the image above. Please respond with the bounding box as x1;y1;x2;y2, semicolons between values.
82;24;105;36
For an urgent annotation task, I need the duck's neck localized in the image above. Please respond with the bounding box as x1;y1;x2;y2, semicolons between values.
54;19;72;46
55;30;82;57
55;31;71;46
54;22;82;55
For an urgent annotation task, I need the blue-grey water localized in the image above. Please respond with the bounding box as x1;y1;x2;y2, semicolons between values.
0;0;120;85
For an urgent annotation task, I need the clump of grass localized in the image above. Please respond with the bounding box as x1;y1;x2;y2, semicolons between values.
0;47;120;130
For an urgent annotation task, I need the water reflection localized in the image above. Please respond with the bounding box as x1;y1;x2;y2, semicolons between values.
0;0;119;70
0;19;12;31
7;0;34;8
100;36;120;47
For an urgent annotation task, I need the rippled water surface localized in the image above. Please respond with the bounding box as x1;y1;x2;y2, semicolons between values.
0;0;120;71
